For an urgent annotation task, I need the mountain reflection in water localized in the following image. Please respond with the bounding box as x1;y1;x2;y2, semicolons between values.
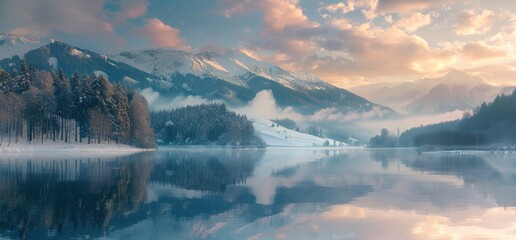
0;148;514;239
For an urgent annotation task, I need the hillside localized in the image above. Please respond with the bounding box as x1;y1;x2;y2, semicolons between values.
253;118;347;147
0;33;44;60
0;62;156;149
399;89;516;147
0;36;395;118
0;41;158;89
111;48;395;116
150;103;264;146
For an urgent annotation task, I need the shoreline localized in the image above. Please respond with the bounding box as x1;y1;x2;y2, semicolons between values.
0;143;155;155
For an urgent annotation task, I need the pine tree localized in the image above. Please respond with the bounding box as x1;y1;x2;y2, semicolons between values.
69;72;82;142
12;59;32;93
111;85;130;143
0;69;12;92
91;75;112;114
53;70;71;118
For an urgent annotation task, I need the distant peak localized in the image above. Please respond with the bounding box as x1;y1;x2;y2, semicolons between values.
437;68;487;86
443;69;470;78
0;33;40;44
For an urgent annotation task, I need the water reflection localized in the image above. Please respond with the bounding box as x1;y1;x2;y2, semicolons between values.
0;149;514;239
0;152;155;239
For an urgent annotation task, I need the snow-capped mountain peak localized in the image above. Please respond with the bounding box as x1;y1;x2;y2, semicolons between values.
0;33;45;60
110;49;328;91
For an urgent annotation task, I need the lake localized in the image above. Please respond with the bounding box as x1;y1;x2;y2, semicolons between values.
0;148;515;239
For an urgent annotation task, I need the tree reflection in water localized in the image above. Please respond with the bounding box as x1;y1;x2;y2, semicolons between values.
0;152;155;239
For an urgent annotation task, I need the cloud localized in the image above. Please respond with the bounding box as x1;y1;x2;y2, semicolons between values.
235;90;304;121
376;0;452;14
395;12;432;32
0;0;153;51
455;9;497;36
137;18;190;50
320;0;451;19
323;2;356;14
2;0;115;37
221;0;461;86
104;0;148;23
140;87;217;111
461;42;506;61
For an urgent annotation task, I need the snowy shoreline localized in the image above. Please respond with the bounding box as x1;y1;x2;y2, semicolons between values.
0;143;155;155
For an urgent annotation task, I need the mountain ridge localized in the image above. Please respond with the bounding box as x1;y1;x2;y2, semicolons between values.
0;36;394;117
350;70;514;114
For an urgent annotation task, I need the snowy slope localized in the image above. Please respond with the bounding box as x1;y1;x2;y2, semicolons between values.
110;49;330;91
0;33;44;60
253;118;347;147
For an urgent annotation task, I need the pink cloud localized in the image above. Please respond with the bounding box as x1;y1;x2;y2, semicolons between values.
376;0;453;14
138;18;190;50
455;9;497;36
107;0;148;23
395;12;432;32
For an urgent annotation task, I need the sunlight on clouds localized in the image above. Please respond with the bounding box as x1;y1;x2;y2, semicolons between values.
456;9;497;36
137;18;190;50
221;0;516;87
395;12;432;32
275;205;516;240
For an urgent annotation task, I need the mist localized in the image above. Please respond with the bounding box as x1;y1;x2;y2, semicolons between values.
141;88;464;142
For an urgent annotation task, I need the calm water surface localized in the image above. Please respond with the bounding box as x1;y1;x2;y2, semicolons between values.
0;148;515;239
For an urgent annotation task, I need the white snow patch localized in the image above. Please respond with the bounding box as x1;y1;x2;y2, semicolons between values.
253;118;346;147
204;58;229;73
48;57;58;69
182;83;191;91
110;49;329;90
0;33;43;59
233;59;250;70
70;48;91;58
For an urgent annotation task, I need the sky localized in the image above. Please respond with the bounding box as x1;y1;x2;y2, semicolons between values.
0;0;515;88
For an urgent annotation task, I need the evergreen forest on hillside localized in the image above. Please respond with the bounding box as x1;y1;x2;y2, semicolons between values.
151;103;265;146
0;60;155;148
398;90;516;147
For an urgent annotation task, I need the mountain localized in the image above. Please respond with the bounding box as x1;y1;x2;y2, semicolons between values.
350;69;513;114
111;49;393;115
0;41;157;89
0;39;394;117
0;33;44;60
399;89;516;147
111;49;330;91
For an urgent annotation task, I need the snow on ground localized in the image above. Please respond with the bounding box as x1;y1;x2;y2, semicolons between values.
0;141;153;156
253;118;347;147
48;57;58;69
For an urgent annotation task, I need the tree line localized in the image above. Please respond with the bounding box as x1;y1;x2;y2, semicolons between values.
150;103;265;146
0;60;155;148
398;89;516;147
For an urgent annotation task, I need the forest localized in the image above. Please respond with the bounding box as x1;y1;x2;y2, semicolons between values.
0;60;155;148
150;103;265;146
399;89;516;147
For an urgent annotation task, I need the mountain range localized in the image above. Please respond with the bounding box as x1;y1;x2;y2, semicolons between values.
0;33;44;60
0;35;393;117
2;33;511;118
351;70;514;114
